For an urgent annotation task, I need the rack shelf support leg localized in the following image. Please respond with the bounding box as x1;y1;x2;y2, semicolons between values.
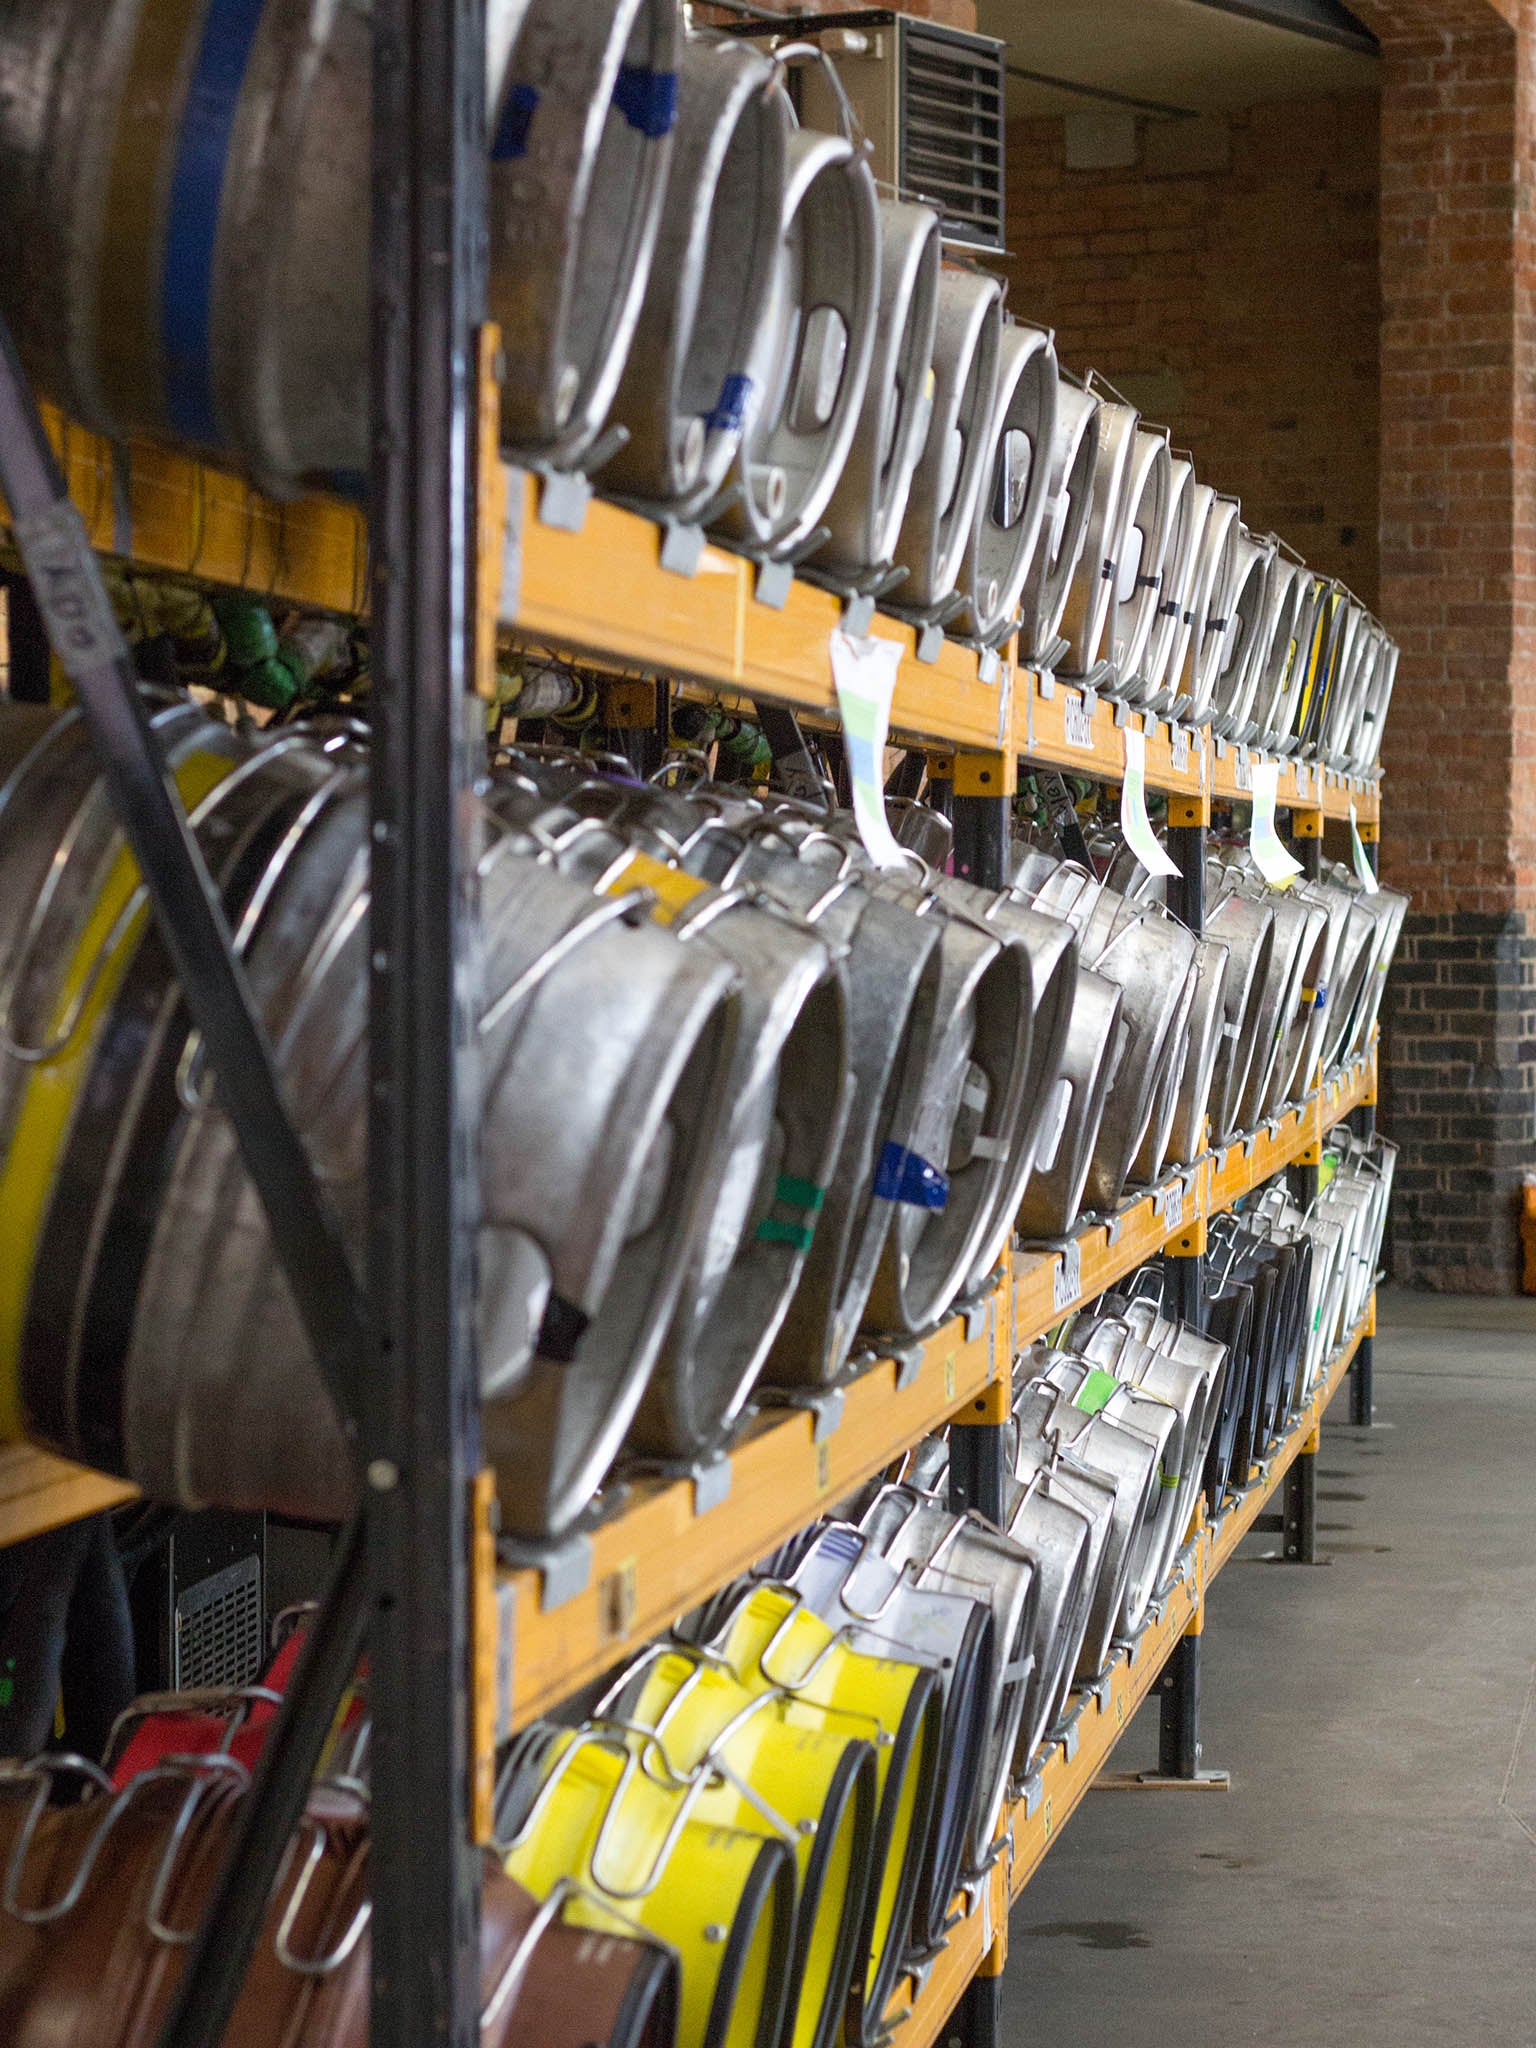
1350;1318;1376;1428
945;1969;1003;2048
1283;1428;1320;1564
1156;1626;1203;1779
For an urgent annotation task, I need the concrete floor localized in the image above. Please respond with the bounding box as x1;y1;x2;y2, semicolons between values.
997;1288;1536;2046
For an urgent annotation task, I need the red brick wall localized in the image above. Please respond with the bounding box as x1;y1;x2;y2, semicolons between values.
1350;4;1536;1291
1002;95;1381;608
1369;17;1527;916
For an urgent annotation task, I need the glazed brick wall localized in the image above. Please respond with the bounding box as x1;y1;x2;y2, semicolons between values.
1002;95;1382;606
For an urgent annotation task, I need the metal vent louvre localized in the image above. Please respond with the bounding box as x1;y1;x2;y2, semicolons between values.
899;20;1005;253
173;1555;265;1690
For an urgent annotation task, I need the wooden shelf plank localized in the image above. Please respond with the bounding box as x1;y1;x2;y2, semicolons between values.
1;411;1381;815
0;1447;136;1547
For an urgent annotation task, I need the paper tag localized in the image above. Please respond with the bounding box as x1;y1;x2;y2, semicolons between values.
1156;1178;1184;1229
829;629;906;869
1249;757;1304;888
1349;800;1380;895
1170;722;1190;773
1233;746;1253;793
1053;1238;1082;1312
1064;693;1095;749
1120;728;1180;878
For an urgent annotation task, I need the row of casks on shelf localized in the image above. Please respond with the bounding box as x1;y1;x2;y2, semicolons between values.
0;703;1403;1539
0;1133;1394;2048
0;0;1392;763
0;702;1403;1538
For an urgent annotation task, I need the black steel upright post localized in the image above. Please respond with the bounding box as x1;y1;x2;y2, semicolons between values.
369;0;487;2040
1283;1444;1318;1563
947;1973;1005;2048
952;788;1009;890
1155;1630;1203;1777
947;753;1011;2048
1160;796;1208;1766
1351;824;1379;1426
947;768;1011;1551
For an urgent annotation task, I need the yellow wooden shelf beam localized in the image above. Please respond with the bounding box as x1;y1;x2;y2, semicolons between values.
0;1446;137;1548
0;414;1381;815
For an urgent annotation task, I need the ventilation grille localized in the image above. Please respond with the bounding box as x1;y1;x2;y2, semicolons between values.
899;21;1005;254
174;1555;264;1691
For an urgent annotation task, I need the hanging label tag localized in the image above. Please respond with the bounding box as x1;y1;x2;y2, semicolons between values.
1249;758;1304;888
1156;1178;1184;1229
830;629;905;869
1120;727;1180;878
1169;722;1190;774
1349;800;1380;895
1052;1238;1082;1313
1064;693;1095;749
1233;746;1253;793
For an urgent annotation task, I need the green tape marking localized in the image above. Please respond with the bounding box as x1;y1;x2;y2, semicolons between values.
1073;1367;1121;1416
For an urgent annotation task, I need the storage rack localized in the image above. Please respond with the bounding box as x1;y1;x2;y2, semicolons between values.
0;31;1387;2040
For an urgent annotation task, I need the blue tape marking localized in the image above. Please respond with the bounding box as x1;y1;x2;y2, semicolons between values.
492;82;540;161
874;1143;949;1211
161;0;269;445
705;373;754;437
612;64;678;139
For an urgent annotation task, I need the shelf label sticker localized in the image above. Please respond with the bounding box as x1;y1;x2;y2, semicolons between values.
1248;758;1304;888
1169;721;1190;774
598;1558;639;1643
1064;692;1095;749
1349;800;1380;895
1120;727;1180;878
830;628;906;869
1156;1178;1184;1229
1233;745;1253;793
1053;1238;1082;1313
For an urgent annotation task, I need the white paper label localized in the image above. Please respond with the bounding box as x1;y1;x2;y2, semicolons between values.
1156;1179;1184;1229
1064;694;1095;749
1053;1238;1082;1313
829;628;906;869
1120;728;1180;878
1349;800;1380;895
1170;722;1191;774
1249;757;1304;888
1233;746;1253;793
